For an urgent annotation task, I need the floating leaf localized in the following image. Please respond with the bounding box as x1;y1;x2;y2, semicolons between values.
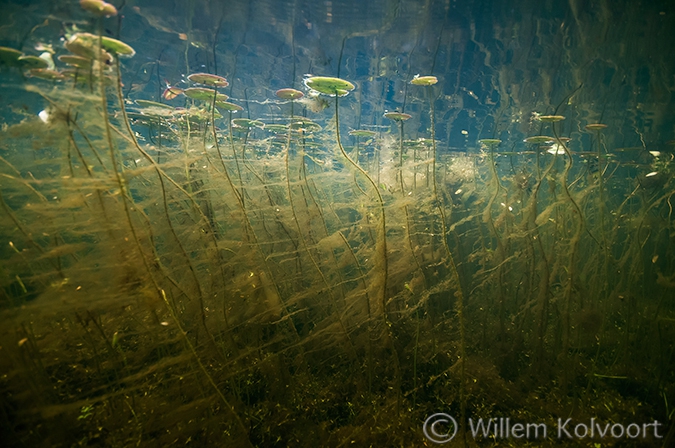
537;115;565;122
162;86;183;100
384;112;412;121
304;76;355;96
410;75;438;86
265;124;288;133
290;119;322;132
0;46;23;67
349;129;377;138
184;87;227;102
585;123;608;132
187;73;228;87
65;33;112;63
523;136;554;144
215;101;243;112
100;36;135;58
58;55;92;68
28;68;65;80
18;55;49;69
135;100;174;110
276;88;304;100
478;138;502;147
232;118;264;129
80;0;117;17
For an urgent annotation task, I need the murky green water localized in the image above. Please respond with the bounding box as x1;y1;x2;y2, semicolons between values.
1;0;674;446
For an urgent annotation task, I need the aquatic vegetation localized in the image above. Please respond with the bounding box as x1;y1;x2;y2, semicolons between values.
0;46;22;66
536;114;565;122
304;75;355;96
99;36;136;58
57;54;92;68
17;55;49;69
28;68;64;80
523;135;555;144
383;111;411;122
275;88;304;100
348;129;376;138
80;0;117;17
187;72;228;87
410;75;438;86
0;4;672;447
183;87;227;101
215;100;243;111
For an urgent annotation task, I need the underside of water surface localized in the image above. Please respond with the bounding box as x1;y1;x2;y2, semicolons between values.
1;0;674;446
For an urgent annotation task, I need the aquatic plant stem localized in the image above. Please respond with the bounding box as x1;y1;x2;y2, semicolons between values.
396;117;427;407
484;143;507;336
398;121;405;194
161;289;254;447
524;147;555;366
96;37;163;308
338;231;374;393
207;101;301;342
594;129;610;299
553;128;585;369
285;101;356;353
112;59;232;355
428;85;466;443
334;95;400;410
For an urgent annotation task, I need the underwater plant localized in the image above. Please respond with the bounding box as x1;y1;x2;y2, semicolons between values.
306;75;403;408
79;0;117;17
411;74;468;440
1;5;673;447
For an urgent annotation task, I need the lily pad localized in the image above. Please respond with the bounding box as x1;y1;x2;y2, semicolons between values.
58;55;92;68
524;136;554;144
349;129;377;138
403;140;424;147
100;36;135;58
187;73;228;87
0;46;23;66
215;101;243;112
276;88;304;100
304;76;355;96
537;115;565;122
265;124;289;132
28;68;65;80
384;112;412;121
136;100;174;110
290;119;322;132
478;138;502;146
65;33;113;63
184;87;227;102
18;55;49;69
410;75;438;86
232;118;264;129
585;123;608;132
162;86;183;100
80;0;117;17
